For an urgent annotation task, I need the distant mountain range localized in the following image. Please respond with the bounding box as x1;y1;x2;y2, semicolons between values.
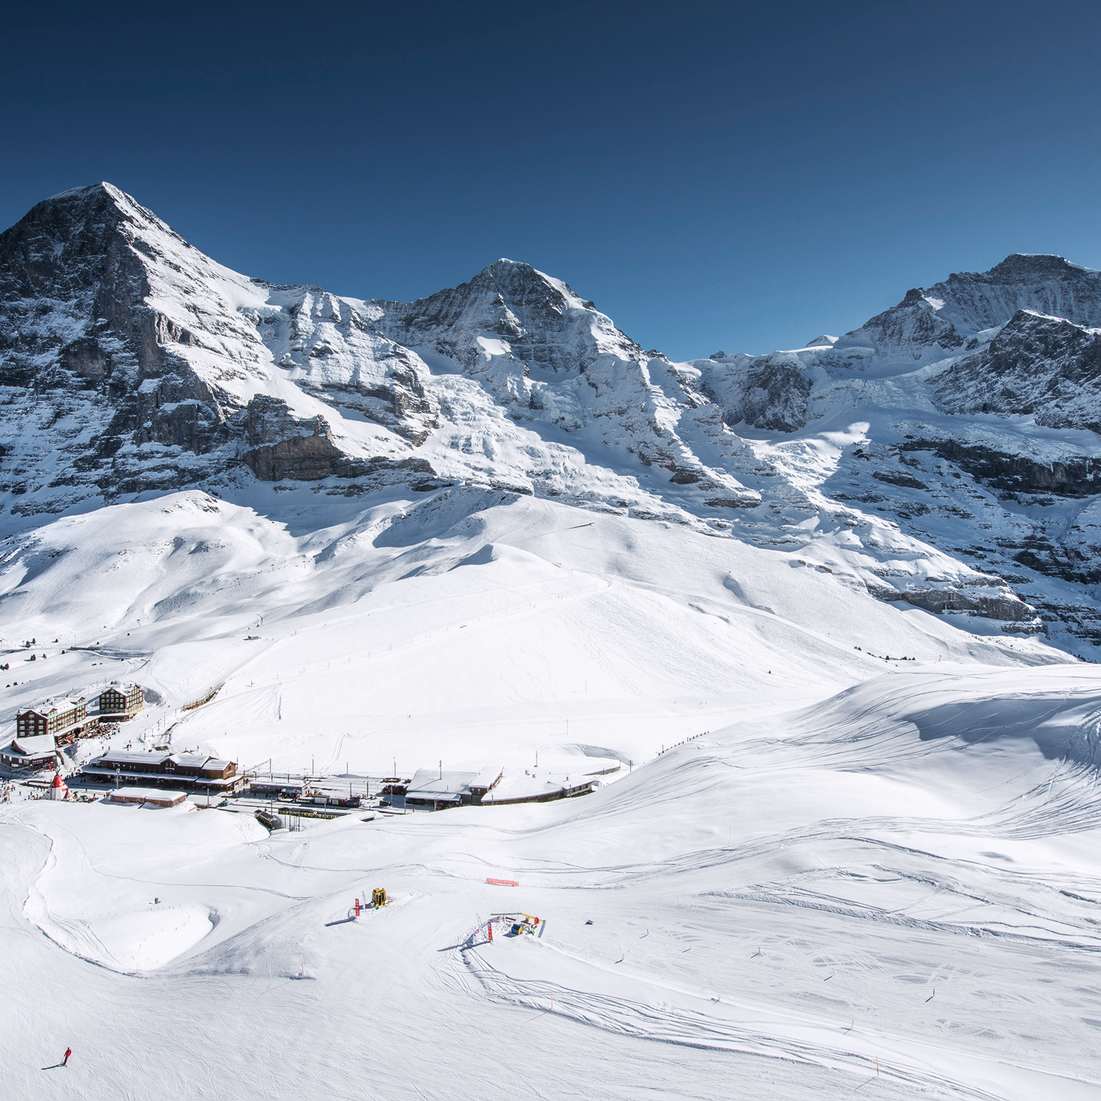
2;182;1100;654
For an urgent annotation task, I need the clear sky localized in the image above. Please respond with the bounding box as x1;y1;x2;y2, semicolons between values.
3;0;1100;357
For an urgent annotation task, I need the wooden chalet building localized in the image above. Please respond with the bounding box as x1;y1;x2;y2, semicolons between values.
106;786;188;808
0;734;60;770
96;682;145;720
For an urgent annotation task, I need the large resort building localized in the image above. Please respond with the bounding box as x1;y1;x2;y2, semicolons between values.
15;696;93;743
3;683;147;773
96;683;145;720
81;750;242;794
13;683;145;747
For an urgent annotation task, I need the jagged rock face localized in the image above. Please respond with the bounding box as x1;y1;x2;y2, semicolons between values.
835;254;1101;368
935;310;1101;431
880;585;1039;625
0;185;230;511
4;185;1101;656
370;259;761;508
268;288;439;444
901;437;1101;497
240;396;336;480
700;353;813;431
0;184;147;361
0;185;447;511
838;287;966;366
379;259;629;375
934;254;1101;333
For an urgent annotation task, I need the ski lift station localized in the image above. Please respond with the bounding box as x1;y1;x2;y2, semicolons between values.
399;765;598;810
403;768;500;810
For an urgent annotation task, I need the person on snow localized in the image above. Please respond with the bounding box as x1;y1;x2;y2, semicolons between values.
62;1047;72;1067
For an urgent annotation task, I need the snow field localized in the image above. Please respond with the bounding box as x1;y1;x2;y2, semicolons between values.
4;664;1101;1098
0;488;1060;781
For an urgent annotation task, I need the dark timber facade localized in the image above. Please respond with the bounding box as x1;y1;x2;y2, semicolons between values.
96;683;145;719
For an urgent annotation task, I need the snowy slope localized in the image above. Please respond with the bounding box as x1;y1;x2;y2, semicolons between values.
0;486;1056;777
4;664;1101;1099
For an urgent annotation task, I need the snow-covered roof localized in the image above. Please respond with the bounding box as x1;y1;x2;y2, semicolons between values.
480;768;593;804
170;753;233;770
20;696;85;717
405;769;481;799
82;764;238;788
4;734;58;757
101;681;140;694
96;750;171;766
93;750;233;772
469;766;503;791
107;786;188;805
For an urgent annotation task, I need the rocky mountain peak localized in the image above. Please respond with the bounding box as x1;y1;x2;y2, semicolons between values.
836;252;1101;367
5;181;177;258
478;256;553;286
1;182;136;296
28;180;131;222
396;256;576;333
377;252;633;381
935;306;1101;431
984;253;1084;281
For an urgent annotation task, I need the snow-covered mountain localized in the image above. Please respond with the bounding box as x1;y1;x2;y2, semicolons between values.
1;182;1100;659
7;185;1101;1101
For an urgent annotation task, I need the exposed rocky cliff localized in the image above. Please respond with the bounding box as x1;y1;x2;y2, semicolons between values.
934;309;1101;431
699;352;815;431
0;183;445;512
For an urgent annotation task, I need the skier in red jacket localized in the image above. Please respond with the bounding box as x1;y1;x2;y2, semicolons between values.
62;1047;72;1067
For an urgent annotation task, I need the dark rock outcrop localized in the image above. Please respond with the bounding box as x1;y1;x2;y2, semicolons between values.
881;586;1038;625
901;437;1101;497
240;396;347;480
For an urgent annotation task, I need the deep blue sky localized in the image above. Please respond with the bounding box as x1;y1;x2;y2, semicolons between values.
3;1;1100;356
